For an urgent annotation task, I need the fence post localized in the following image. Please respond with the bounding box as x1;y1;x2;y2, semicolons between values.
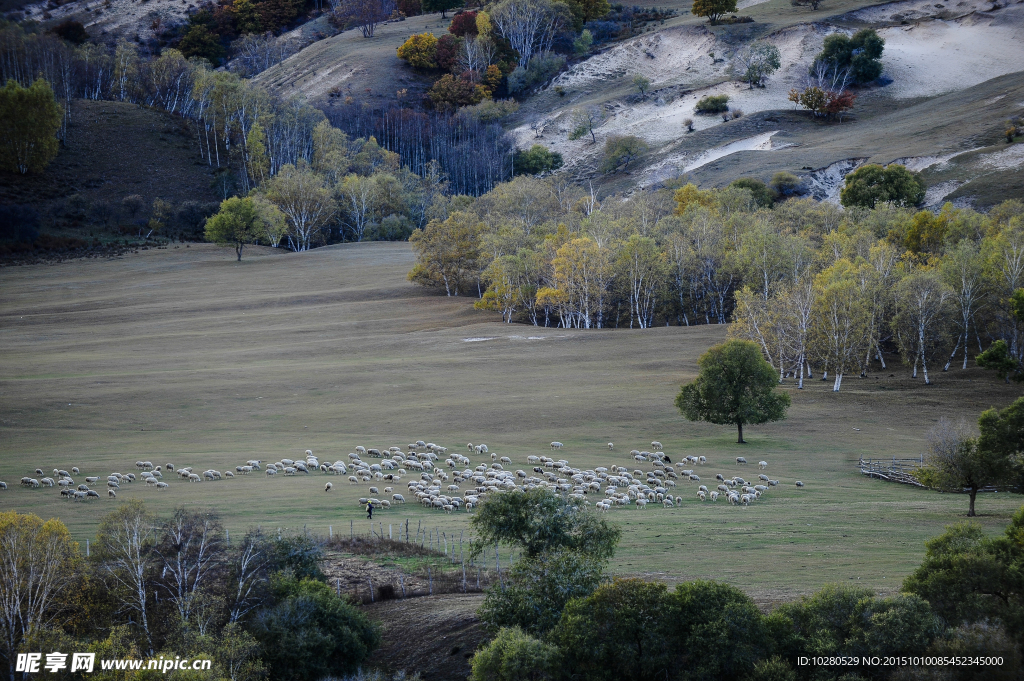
495;544;503;590
226;528;229;545
389;524;392;540
329;525;332;540
86;539;89;558
462;555;467;593
350;520;353;540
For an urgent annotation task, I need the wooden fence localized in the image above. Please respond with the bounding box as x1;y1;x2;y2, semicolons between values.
858;456;926;487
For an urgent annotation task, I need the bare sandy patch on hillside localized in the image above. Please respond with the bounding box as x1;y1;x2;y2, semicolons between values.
878;9;1024;99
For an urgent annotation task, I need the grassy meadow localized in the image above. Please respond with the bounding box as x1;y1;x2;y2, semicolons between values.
1;242;1022;599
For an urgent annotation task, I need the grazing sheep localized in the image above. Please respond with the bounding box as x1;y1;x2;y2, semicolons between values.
635;498;648;509
108;489;116;497
146;478;158;486
697;491;706;501
758;474;770;482
225;471;235;478
392;493;405;503
651;441;663;450
500;456;512;465
689;474;700;482
325;482;333;492
369;486;379;495
736;457;747;464
698;456;706;464
107;481;119;489
167;463;174;471
188;473;201;482
71;467;80;474
266;468;277;476
550;442;563;450
41;478;55;487
86;490;100;498
795;481;804;487
608;443;614;450
77;484;89;491
698;485;708;493
759;461;768;470
85;476;99;483
156;482;169;489
710;491;719;502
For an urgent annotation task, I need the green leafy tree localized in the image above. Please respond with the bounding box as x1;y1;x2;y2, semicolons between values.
470;627;558;681
513;145;564;175
408;210;483;296
691;0;737;23
736;41;781;87
979;395;1024;490
0;78;62;174
567;106;602;143
675;339;791;443
839;163;925;209
978;289;1024;382
730;177;774;208
550;578;675;681
778;584;941;674
248;575;379;681
695;94;729;113
812;28;884;84
922;418;1006;517
423;0;460;18
178;25;226;64
469;489;620;561
429;73;487;110
631;73;651;99
478;549;606;636
903;512;1024;643
600;134;648;173
204;196;262;261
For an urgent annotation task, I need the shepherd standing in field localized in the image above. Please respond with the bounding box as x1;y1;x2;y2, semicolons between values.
366;502;373;520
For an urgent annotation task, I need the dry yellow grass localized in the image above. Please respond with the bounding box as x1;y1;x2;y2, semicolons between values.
1;242;1021;598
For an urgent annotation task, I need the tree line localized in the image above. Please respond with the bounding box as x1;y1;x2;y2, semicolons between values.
406;173;1024;391
466;489;1024;681
0;502;379;681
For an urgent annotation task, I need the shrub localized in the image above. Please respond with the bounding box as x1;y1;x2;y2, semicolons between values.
0;78;63;175
435;33;461;71
462;98;520;122
811;28;884;85
599;134;649;173
50;19;89;44
769;171;801;196
506;54;567;95
478;549;605;636
513;145;564;175
178;24;225;63
448;10;478;37
572;28;593;55
367;214;414;241
470;627;558;681
694;94;729;113
249;576;380;681
683;117;694;132
632;73;651;99
0;205;41;242
396;33;438;69
730;177;774;207
429;74;487;110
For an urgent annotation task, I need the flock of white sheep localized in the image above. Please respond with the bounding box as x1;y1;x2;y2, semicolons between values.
1;441;806;511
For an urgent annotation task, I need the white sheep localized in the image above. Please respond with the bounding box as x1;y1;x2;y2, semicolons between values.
41;478;55;487
71;467;80;474
392;493;405;503
266;468;277;476
325;482;333;492
710;491;719;501
697;491;706;501
108;489;116;497
759;474;770;482
736;457;747;464
758;461;768;469
369;486;379;495
651;441;663;450
156;482;169;489
635;498;648;509
188;473;201;482
698;456;706;464
550;442;563;450
0;482;6;490
225;471;235;478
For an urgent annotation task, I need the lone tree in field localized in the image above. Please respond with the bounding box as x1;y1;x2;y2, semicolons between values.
924;417;1008;517
0;78;62;174
691;0;737;24
205;196;262;261
675;339;791;443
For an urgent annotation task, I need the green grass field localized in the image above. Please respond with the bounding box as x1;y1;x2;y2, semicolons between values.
2;242;1022;599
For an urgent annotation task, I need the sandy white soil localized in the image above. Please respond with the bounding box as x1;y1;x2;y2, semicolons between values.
514;1;1024;180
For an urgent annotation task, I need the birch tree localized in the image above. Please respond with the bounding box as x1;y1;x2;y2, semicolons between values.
615;235;666;329
227;529;273;623
95;500;157;650
894;269;953;385
408;211;483;296
942;239;988;370
155;508;225;631
811;260;869;391
551;237;610;328
264;162;335;251
490;0;554;68
0;513;81;681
